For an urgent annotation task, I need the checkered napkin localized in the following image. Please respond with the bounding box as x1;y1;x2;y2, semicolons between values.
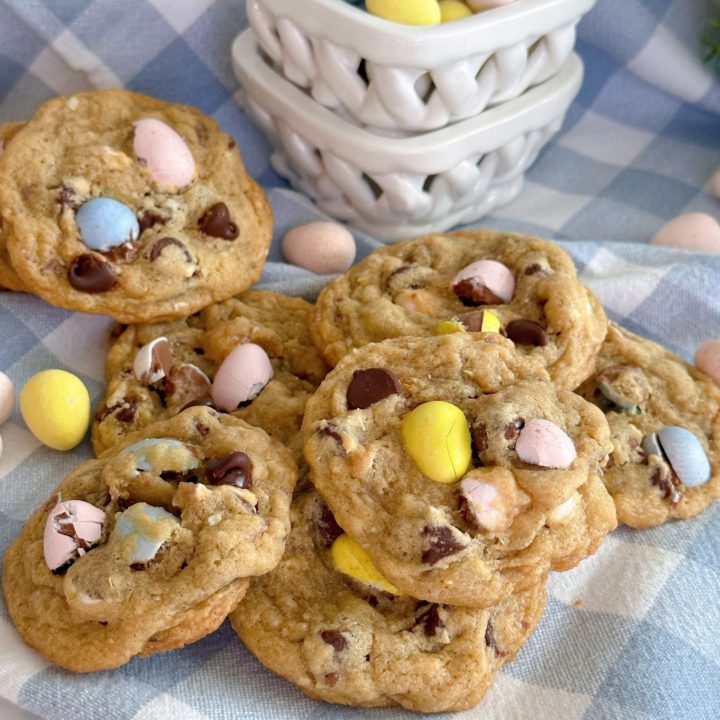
1;1;719;719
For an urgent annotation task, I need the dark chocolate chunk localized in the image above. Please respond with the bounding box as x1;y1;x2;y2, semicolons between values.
485;620;498;653
415;603;446;637
421;526;465;565
198;202;239;239
506;319;548;347
320;630;348;652
318;503;344;547
346;368;402;410
453;277;503;306
139;211;167;233
204;452;252;489
523;263;544;276
471;423;488;455
150;236;193;263
504;419;525;442
67;254;118;293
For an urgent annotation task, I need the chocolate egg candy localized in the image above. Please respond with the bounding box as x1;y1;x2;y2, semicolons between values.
452;259;515;306
114;503;179;564
0;371;15;426
133;118;195;189
516;419;576;469
211;343;274;411
133;336;174;385
76;197;140;252
281;221;356;274
121;437;200;474
650;213;720;254
43;499;105;571
656;426;711;488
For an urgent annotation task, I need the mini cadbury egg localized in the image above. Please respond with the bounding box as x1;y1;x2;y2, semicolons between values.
281;221;356;275
133;336;174;385
459;476;506;531
452;259;515;305
0;371;15;425
114;502;179;564
439;0;472;21
656;426;711;488
466;0;516;9
121;437;200;474
133;118;195;189
366;0;441;24
76;197;140;252
211;343;274;411
43;499;105;571
695;340;720;386
20;370;90;450
650;213;720;253
434;319;467;335
331;534;401;594
401;400;471;483
516;419;576;469
458;309;501;333
710;168;720;200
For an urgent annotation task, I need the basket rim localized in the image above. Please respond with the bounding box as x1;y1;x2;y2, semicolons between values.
233;29;583;174
250;0;595;64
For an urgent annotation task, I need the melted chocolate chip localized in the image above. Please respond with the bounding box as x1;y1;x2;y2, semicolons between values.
149;236;193;263
318;424;345;453
325;673;339;687
453;278;503;306
485;620;498;653
318;503;344;547
523;263;543;276
506;319;548;347
421;526;465;565
320;630;348;652
198;203;239;239
346;368;402;410
195;422;210;437
67;254;118;293
58;185;80;210
472;423;488;455
504;418;525;444
139;211;167;233
115;401;137;423
95;397;137;423
415;603;446;637
204;452;252;488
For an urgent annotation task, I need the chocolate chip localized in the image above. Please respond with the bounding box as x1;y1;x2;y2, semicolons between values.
415;603;445;637
58;185;80;210
485;620;498;653
67;254;118;293
116;402;137;423
318;503;344;547
149;236;193;263
320;630;348;652
204;452;252;489
421;526;465;565
504;419;525;442
346;368;402;410
523;263;544;276
228;138;236;149
318;424;345;453
324;673;339;687
506;319;548;347
472;423;488;455
95;398;137;423
198;202;239;239
452;278;503;306
139;211;167;233
650;466;684;504
195;422;210;437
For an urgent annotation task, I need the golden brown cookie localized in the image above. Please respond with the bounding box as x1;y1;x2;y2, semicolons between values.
310;230;607;390
0;121;27;292
0;89;272;321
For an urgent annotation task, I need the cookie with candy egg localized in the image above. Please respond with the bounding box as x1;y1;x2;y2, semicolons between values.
302;333;616;608
575;323;720;528
309;229;607;390
231;491;547;712
0;121;27;292
92;290;328;470
0;89;271;321
2;406;296;672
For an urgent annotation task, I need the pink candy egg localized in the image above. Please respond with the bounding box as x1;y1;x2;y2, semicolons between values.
282;221;357;275
459;477;504;531
695;340;720;386
43;499;105;571
133;118;195;189
515;419;576;469
710;168;720;201
0;371;15;426
650;213;720;253
451;259;515;303
211;343;274;411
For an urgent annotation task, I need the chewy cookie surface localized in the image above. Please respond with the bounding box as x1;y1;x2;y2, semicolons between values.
232;491;547;712
3;407;296;672
310;230;607;390
0;121;26;291
576;323;720;527
302;333;616;608
0;89;272;321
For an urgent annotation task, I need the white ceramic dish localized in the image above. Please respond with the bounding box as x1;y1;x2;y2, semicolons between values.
247;0;594;132
233;29;583;242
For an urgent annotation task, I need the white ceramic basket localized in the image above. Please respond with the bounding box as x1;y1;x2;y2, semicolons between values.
247;0;594;132
233;30;582;242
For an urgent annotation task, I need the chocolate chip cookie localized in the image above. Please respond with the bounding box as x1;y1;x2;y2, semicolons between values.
0;89;272;321
92;290;327;466
3;406;296;672
309;230;607;390
575;323;720;527
0;121;27;292
231;491;547;712
302;333;615;608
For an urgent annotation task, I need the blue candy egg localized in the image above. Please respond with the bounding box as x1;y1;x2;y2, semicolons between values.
76;197;140;251
657;426;711;488
115;503;179;563
121;437;199;473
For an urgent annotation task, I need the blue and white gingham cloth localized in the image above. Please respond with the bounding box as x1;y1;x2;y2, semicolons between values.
1;2;719;719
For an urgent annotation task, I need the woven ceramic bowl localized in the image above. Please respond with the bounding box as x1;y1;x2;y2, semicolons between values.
233;30;582;242
247;0;594;132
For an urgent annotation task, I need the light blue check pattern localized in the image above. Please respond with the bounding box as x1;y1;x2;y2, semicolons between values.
0;1;719;719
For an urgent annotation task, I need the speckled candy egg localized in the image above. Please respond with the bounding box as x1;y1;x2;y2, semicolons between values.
515;419;576;469
43;499;105;571
650;213;720;253
211;343;274;411
0;371;15;426
282;221;357;275
133;118;196;189
76;197;140;252
656;426;711;488
696;340;720;386
114;503;179;564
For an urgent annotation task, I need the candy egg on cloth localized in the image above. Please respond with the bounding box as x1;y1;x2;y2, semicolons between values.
133;118;196;188
211;342;274;411
695;340;720;386
650;212;720;253
366;0;441;25
0;370;15;425
20;369;90;450
75;197;140;252
43;499;105;571
281;221;356;275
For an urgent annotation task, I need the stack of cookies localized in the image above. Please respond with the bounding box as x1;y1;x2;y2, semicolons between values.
3;91;720;713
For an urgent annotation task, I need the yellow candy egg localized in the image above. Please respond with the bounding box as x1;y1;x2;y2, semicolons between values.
20;370;90;450
366;0;442;26
477;309;501;333
331;534;402;594
401;400;471;483
434;319;466;335
439;0;472;21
